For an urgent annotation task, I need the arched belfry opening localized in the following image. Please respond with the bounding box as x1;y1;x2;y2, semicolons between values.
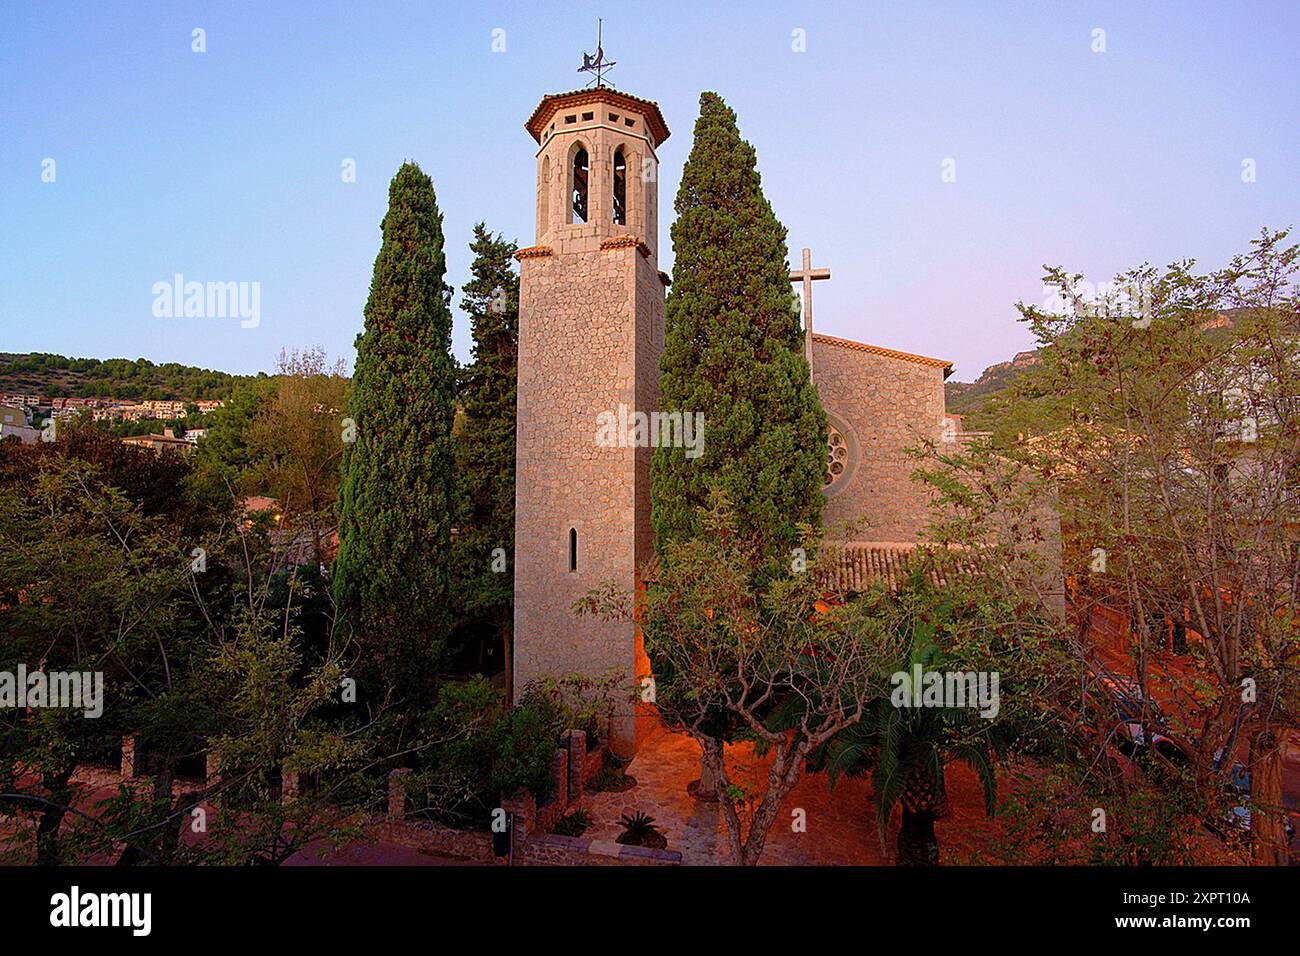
612;147;627;225
570;145;589;224
539;155;550;230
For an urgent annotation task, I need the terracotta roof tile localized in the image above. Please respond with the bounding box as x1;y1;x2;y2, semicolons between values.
514;245;553;260
816;543;973;593
812;333;954;378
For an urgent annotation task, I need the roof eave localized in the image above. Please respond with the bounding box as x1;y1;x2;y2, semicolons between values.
524;88;670;145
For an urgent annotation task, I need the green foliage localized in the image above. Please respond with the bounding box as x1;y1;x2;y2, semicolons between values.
0;377;391;865
1;422;199;529
618;811;660;837
927;230;1300;865
1007;230;1299;750
489;698;561;803
98;414;203;439
185;376;278;512
450;223;518;668
808;569;1056;852
651;91;827;579
0;460;191;721
245;348;350;555
518;671;623;750
943;351;1045;436
0;460;198;863
551;809;592;837
0;351;256;401
410;676;563;827
582;493;896;864
334;162;458;708
955;761;1218;866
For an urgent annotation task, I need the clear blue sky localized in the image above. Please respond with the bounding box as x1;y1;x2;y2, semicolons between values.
2;1;1296;382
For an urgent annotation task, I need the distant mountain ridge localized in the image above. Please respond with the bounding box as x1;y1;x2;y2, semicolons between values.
945;348;1041;419
942;308;1276;427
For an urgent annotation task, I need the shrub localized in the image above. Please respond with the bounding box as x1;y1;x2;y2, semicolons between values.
489;694;562;804
411;676;563;827
552;810;592;838
616;811;667;849
519;672;623;750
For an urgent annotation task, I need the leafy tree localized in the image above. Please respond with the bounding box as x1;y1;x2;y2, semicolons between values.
809;570;1051;865
161;536;371;867
451;224;518;692
922;230;1298;866
0;461;195;864
246;347;350;564
408;676;561;828
0;455;382;865
580;493;893;865
1;423;197;527
1008;229;1299;864
334;162;458;714
186;376;278;512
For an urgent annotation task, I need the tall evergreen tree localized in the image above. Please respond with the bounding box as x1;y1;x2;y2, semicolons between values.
652;91;827;578
650;92;828;799
451;223;519;696
335;162;457;708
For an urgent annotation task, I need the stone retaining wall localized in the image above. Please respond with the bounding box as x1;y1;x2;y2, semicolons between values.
381;728;680;866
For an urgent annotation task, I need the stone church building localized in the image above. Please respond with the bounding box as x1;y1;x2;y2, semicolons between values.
511;86;958;755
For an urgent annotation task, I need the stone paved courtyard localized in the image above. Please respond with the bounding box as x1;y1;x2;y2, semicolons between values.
582;725;884;865
578;723;1008;865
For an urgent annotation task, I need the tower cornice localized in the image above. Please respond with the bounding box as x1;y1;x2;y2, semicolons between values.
525;88;670;146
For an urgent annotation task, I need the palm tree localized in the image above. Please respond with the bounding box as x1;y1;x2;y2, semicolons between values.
780;568;1021;865
819;658;1012;865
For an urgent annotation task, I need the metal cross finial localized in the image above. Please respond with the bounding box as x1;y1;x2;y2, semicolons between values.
789;247;831;369
578;19;617;88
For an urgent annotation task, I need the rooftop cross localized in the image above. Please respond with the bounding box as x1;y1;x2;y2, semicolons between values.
789;247;831;369
578;19;616;88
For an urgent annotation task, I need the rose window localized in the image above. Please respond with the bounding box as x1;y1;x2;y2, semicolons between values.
825;427;848;487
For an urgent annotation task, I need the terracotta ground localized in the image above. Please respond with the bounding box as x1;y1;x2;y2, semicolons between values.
9;726;1293;866
580;723;1005;865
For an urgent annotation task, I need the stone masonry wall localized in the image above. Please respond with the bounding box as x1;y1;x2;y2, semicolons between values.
813;338;948;543
513;245;664;757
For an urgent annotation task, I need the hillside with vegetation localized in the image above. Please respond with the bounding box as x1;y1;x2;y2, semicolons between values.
944;309;1264;436
0;351;263;400
944;348;1041;431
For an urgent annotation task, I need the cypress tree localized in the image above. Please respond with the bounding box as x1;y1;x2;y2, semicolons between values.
652;92;827;578
335;162;457;706
451;223;518;695
649;92;828;800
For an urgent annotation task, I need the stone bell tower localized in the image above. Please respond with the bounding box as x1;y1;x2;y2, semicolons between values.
512;87;670;756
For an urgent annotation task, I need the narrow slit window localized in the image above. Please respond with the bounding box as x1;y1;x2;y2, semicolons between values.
568;528;578;572
571;147;589;223
612;147;627;225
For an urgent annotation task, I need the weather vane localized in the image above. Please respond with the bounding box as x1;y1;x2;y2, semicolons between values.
578;19;616;88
